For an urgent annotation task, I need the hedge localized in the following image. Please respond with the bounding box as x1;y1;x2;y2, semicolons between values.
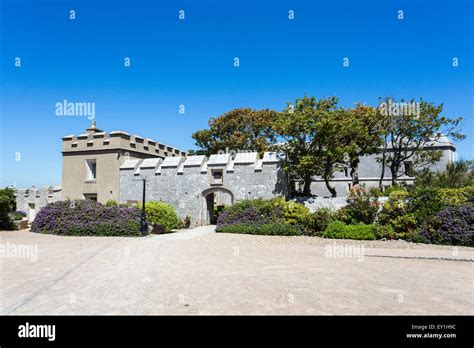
31;200;143;236
322;221;377;240
216;223;303;236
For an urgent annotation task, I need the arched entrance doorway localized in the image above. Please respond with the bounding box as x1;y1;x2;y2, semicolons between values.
201;187;234;225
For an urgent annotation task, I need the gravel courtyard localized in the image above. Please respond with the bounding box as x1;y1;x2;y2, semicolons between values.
1;227;473;315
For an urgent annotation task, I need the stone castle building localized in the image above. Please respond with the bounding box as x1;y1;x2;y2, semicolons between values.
61;121;187;203
16;123;186;223
119;152;286;226
15;123;456;226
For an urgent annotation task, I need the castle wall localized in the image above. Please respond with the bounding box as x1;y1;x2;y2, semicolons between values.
15;187;62;223
120;152;287;226
310;145;456;197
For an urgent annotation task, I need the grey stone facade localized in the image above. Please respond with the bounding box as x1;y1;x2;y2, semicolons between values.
310;137;456;197
15;133;456;227
119;152;287;226
15;186;62;223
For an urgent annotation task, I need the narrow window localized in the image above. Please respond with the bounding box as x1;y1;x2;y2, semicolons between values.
211;169;223;184
86;159;97;180
84;194;97;201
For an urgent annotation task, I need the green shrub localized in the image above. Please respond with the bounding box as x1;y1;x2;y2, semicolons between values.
0;187;16;212
141;201;181;232
409;187;444;223
280;198;311;226
216;223;302;236
382;184;406;197
322;221;376;240
343;185;380;224
438;186;473;205
306;208;334;235
216;197;310;228
10;210;26;221
105;199;118;207
0;197;16;230
373;224;397;240
378;189;412;235
377;185;473;238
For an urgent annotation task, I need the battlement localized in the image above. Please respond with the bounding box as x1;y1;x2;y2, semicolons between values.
119;151;287;226
62;130;187;158
15;186;62;222
119;151;285;176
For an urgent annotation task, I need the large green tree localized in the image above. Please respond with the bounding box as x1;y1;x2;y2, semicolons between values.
273;96;341;196
340;104;385;184
376;97;464;187
274;97;384;197
192;108;277;156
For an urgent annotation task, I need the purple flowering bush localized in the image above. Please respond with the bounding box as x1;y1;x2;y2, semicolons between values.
418;205;474;246
31;200;142;236
216;197;310;235
216;198;284;228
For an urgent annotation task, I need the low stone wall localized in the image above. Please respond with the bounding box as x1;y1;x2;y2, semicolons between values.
294;197;348;212
295;196;389;212
14;218;29;230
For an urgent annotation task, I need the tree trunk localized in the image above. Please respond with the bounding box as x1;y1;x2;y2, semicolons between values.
324;176;337;197
390;164;399;185
350;158;359;185
302;174;312;197
379;147;387;191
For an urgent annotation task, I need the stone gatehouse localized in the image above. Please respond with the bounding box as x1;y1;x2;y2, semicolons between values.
119;152;286;226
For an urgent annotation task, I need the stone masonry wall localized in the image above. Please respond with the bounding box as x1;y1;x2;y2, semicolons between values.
15;186;62;223
120;152;287;226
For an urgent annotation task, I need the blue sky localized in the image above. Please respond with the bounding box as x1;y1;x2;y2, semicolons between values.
1;0;473;187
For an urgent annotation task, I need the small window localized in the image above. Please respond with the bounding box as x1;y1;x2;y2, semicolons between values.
213;170;223;180
84;194;97;201
211;169;223;184
86;159;97;180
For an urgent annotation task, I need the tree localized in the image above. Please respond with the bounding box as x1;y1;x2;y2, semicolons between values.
0;187;16;211
273;96;341;197
274;97;384;197
341;104;384;184
192;108;277;157
376;98;464;186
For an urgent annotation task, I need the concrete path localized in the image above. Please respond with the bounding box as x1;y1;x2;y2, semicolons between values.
149;225;216;241
0;228;473;315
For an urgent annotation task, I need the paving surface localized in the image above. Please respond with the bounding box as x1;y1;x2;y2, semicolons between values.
0;227;473;315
